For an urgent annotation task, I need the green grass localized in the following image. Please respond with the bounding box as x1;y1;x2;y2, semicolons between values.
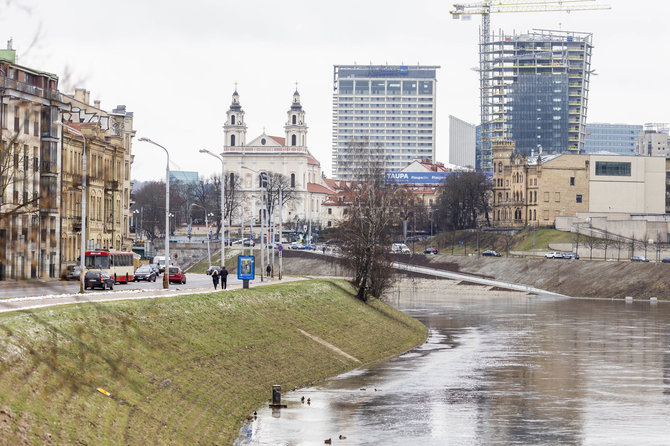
0;279;426;445
513;228;576;251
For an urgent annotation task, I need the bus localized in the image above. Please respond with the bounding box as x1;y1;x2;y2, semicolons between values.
85;250;136;283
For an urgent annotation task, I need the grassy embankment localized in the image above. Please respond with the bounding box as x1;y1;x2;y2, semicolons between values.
0;279;426;445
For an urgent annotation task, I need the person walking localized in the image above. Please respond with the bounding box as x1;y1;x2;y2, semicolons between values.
266;264;272;279
212;268;219;290
220;266;229;290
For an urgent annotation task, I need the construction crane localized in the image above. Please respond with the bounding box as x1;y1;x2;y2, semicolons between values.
451;0;611;170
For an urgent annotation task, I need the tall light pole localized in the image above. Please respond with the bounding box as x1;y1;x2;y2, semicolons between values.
56;121;87;294
199;149;226;270
191;204;212;267
138;137;170;289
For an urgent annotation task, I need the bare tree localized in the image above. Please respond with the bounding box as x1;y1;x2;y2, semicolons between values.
436;171;491;230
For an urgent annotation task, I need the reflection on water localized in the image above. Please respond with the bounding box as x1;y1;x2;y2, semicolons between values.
238;281;670;445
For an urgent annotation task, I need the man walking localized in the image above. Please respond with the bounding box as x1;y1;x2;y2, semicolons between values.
266;264;272;279
221;266;229;290
212;268;219;290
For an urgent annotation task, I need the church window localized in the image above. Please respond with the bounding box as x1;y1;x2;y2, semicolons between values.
292;115;296;125
231;134;236;147
291;173;295;188
291;134;296;146
231;115;236;125
261;138;266;145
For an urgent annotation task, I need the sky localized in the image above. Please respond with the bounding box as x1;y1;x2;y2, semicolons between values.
2;0;668;181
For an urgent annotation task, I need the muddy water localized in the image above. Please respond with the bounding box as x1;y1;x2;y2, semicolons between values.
237;282;670;445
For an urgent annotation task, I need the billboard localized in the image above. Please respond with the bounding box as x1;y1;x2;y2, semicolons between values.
237;255;255;280
385;171;454;184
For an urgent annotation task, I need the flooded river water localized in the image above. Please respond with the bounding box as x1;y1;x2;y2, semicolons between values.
238;280;670;445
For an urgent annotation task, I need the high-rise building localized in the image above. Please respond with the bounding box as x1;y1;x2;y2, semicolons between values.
448;115;476;169
479;30;593;170
635;123;669;157
331;64;439;180
584;123;642;154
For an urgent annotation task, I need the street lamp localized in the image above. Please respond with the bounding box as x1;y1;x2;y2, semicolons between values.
199;149;225;270
138;137;170;289
191;203;213;268
56;121;87;294
242;166;268;281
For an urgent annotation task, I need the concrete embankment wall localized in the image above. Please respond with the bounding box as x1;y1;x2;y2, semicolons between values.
280;251;670;300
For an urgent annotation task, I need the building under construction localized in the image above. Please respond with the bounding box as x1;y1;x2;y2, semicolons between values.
479;29;593;170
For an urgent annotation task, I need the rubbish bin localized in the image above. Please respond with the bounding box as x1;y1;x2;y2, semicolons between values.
272;385;281;406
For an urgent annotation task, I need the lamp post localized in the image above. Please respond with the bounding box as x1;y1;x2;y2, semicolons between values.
191;204;212;267
199;149;225;270
242;166;268;281
56;121;87;294
138;137;170;289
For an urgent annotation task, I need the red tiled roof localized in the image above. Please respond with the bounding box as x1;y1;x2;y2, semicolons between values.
307;182;334;194
307;156;320;166
269;136;285;146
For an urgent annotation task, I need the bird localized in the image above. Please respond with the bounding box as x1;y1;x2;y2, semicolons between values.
339;435;347;440
307;398;311;405
301;396;305;403
324;439;332;444
253;411;257;417
360;388;366;391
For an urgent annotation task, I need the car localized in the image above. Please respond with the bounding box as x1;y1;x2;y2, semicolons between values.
243;239;255;247
168;266;187;284
662;257;670;263
84;271;114;290
562;252;580;259
631;255;649;262
544;251;562;259
62;265;81;280
303;243;316;250
206;265;221;276
424;247;438;255
289;242;304;250
134;264;157;282
482;250;502;257
391;243;411;254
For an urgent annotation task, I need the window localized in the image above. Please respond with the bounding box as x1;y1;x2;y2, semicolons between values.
576;194;582;203
570;177;575;186
292;115;296;125
544;192;549;202
231;115;235;125
328;208;332;215
595;161;631;176
291;134;296;146
230;134;236;147
290;173;295;188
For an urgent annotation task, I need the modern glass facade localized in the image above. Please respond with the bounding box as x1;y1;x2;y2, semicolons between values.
332;65;439;180
583;123;642;154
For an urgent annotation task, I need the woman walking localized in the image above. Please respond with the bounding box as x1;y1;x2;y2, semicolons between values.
212;268;219;290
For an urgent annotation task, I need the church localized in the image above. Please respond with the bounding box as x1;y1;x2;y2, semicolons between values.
220;89;335;234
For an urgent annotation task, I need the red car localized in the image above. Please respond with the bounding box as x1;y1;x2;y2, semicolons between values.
168;266;186;284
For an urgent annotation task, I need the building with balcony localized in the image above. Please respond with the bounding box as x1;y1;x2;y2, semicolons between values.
0;47;62;280
59;89;135;264
331;64;440;180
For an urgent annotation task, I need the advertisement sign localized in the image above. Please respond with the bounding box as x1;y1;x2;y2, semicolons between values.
237;255;255;280
385;171;455;184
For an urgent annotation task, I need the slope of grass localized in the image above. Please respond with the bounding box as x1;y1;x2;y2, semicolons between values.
513;228;576;251
0;279;426;445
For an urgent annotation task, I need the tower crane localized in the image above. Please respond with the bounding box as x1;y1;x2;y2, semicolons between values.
451;0;611;170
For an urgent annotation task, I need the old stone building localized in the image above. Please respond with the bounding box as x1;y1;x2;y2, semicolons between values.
59;89;135;266
0;48;62;280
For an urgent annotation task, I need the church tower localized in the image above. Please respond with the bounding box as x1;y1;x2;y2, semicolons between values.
284;89;307;148
224;90;247;147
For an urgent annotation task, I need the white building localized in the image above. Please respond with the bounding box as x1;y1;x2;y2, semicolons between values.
448;115;476;169
221;90;334;232
331;64;440;180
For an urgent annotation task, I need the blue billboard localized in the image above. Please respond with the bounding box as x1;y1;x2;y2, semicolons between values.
237;255;255;280
385;171;454;184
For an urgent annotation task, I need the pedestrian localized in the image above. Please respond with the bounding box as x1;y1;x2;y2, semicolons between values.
266;264;271;278
220;266;229;290
212;268;219;290
322;246;326;254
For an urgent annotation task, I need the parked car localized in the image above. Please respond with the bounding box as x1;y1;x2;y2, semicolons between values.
289;242;304;250
206;265;221;276
168;266;187;284
134;264;157;282
84;271;114;290
662;257;670;263
243;239;255;247
62;265;81;281
544;251;562;259
562;252;580;259
482;250;502;257
424;247;438;255
391;243;411;254
631;256;649;262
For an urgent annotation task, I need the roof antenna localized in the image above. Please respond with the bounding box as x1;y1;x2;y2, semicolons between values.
7;37;13;50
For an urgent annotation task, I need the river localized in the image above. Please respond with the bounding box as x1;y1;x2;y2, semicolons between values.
237;279;670;445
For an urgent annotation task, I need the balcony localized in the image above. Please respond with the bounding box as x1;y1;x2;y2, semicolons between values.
40;161;58;175
1;77;60;101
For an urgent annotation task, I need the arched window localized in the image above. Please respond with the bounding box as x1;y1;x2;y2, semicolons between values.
497;192;502;203
498;162;502;172
292;115;296;125
291;134;296;146
231;134;236;147
230;173;235;188
259;172;267;188
290;173;295;188
231;115;236;125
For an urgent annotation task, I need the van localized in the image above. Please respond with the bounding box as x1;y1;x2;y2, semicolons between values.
153;256;171;273
391;243;411;254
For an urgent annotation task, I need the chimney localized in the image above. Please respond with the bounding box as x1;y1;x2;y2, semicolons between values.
74;88;90;105
94;100;101;109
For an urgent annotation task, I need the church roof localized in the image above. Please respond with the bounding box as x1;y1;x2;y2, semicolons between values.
269;136;285;146
307;182;334;194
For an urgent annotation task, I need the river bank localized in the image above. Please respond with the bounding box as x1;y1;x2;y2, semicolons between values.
0;279;427;445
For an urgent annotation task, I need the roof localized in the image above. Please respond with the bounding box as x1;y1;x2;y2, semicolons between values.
269;136;285;146
307;182;334;194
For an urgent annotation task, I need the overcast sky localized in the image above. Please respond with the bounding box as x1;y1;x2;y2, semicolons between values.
3;0;668;181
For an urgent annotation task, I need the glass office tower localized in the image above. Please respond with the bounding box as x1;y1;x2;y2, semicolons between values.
584;123;643;154
332;64;439;180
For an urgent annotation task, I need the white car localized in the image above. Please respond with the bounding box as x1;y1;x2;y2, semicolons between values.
544;251;562;259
